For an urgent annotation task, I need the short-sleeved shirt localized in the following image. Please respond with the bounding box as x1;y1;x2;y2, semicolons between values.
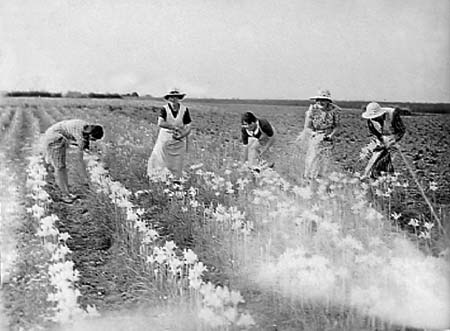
241;118;274;145
159;104;192;125
44;119;88;150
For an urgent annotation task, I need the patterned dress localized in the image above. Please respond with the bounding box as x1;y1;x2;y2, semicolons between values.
42;119;88;169
302;103;340;178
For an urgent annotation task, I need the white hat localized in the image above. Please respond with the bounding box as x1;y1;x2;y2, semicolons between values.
163;89;186;100
362;102;388;119
309;89;332;102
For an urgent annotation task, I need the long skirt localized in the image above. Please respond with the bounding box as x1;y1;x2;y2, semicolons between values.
302;132;333;179
147;132;186;180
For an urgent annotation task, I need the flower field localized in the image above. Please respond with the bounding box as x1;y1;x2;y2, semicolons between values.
0;97;449;331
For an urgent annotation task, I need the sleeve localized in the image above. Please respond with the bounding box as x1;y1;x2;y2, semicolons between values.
260;119;274;137
333;108;341;127
159;107;167;121
367;120;383;142
183;108;192;125
241;127;249;145
81;135;90;150
71;122;88;150
392;108;406;141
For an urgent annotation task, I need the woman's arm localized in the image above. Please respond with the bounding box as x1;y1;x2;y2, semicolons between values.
326;108;341;139
392;108;406;142
303;107;313;131
157;116;175;130
260;135;276;156
175;124;192;139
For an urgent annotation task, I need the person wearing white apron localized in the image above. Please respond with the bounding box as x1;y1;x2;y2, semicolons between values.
147;90;192;181
241;111;276;169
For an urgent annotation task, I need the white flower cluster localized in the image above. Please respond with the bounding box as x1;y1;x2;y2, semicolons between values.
192;163;250;196
26;153;98;324
199;282;255;328
84;154;256;329
213;204;253;235
0;153;21;285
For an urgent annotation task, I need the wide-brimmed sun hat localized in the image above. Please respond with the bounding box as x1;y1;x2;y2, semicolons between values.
163;89;186;100
309;89;332;102
362;102;388;119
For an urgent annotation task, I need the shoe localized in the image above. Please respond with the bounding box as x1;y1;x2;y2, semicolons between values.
60;194;80;204
60;195;76;204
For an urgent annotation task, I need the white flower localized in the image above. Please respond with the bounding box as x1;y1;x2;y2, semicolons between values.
168;256;182;275
408;218;419;227
85;304;100;317
230;290;244;306
183;249;198;265
236;313;256;327
292;185;312;200
190;163;204;170
190;199;200;208
429;181;438;191
391;212;401;221
164;240;177;252
223;307;237;322
418;231;431;240
58;232;71;242
424;221;434;231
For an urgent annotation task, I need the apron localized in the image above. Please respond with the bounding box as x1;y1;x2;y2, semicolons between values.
147;104;188;179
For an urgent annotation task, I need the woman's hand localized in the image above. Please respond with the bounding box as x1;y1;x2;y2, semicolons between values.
172;127;182;140
382;136;396;148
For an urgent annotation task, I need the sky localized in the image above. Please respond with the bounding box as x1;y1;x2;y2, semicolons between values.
0;0;449;102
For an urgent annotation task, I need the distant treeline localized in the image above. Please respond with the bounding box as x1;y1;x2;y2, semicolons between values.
5;91;141;99
6;91;63;98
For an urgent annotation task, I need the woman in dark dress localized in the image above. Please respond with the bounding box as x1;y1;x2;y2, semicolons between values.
361;102;406;179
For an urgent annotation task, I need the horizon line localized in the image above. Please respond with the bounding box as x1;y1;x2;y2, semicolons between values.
2;90;449;105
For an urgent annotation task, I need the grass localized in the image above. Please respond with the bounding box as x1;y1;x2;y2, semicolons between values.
0;97;449;331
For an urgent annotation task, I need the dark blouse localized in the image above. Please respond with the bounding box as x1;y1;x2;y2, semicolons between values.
159;104;192;125
241;118;274;145
367;108;406;142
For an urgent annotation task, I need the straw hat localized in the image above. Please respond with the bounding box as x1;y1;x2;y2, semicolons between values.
309;89;332;102
362;102;388;119
163;89;186;100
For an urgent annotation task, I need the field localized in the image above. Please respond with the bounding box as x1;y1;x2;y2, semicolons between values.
0;97;449;331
